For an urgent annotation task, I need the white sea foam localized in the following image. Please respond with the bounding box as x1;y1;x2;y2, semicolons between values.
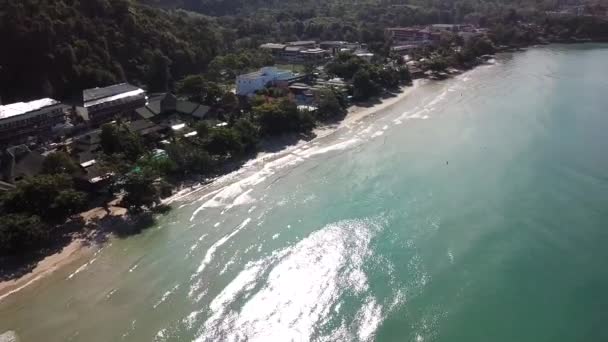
371;130;384;138
191;217;252;285
356;297;383;341
67;257;98;280
106;288;117;299
153;284;180;309
195;217;383;342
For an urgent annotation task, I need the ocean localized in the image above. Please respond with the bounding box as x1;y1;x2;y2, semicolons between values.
2;44;608;342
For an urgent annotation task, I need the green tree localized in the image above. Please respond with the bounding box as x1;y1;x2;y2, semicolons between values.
176;74;206;102
2;174;86;222
42;151;79;175
146;49;172;92
166;140;212;174
352;69;378;100
233;118;260;152
120;171;161;213
100;123;145;159
0;214;49;256
204;127;244;156
315;88;344;120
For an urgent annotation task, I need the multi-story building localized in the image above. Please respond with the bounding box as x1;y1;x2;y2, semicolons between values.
319;41;363;55
285;41;317;49
236;67;299;96
385;28;440;46
76;83;146;125
260;41;329;64
260;43;287;58
0;98;67;145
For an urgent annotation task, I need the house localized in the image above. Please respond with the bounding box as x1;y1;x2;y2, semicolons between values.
236;67;299;96
288;83;315;105
76;83;146;126
385;27;440;46
319;41;363;55
260;43;287;58
391;44;420;56
0;145;45;183
72;131;102;164
0;98;67;145
355;50;374;62
76;159;113;191
134;93;210;121
260;41;330;64
285;41;317;49
430;24;472;33
298;48;330;64
126;119;166;138
278;46;305;63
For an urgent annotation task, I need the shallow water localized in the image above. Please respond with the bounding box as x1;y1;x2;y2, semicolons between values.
2;44;608;341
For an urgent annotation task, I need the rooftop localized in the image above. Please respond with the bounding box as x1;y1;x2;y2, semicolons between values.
432;24;458;28
285;46;304;52
83;83;145;108
301;48;327;54
286;41;316;46
0;98;60;120
239;67;294;80
260;43;286;49
320;41;349;45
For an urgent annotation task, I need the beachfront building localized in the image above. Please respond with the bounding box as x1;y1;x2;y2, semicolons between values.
391;44;420;56
260;43;287;58
354;50;374;62
236;67;299;96
429;24;471;33
319;41;363;55
76;83;146;125
0;98;68;145
298;48;330;64
260;41;330;64
385;27;440;46
285;41;317;49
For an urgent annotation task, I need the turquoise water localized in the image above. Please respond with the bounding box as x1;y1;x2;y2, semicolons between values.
2;44;608;341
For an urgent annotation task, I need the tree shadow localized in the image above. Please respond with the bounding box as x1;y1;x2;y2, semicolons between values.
0;217;87;282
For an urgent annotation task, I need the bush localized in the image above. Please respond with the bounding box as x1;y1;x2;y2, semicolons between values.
0;214;50;256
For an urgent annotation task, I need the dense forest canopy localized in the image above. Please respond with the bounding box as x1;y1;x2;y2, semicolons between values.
2;0;608;102
0;0;229;102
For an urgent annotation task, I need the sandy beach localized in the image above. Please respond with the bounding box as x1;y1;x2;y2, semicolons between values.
0;239;93;303
0;81;421;303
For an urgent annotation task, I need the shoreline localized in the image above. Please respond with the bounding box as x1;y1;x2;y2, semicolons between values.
0;82;423;303
0;63;458;302
0;239;94;303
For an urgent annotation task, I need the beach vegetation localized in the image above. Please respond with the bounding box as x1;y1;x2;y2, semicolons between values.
42;151;79;176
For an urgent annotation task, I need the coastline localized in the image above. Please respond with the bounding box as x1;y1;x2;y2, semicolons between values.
0;73;437;302
0;82;423;302
0;239;93;303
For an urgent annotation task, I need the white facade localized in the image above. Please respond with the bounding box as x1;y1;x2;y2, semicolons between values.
0;98;66;143
236;67;296;96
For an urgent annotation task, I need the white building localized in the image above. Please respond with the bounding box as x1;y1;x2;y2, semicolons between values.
236;67;297;96
76;83;146;125
0;98;67;144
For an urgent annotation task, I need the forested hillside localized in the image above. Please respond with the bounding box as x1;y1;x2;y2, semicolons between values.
0;0;230;102
2;0;607;102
